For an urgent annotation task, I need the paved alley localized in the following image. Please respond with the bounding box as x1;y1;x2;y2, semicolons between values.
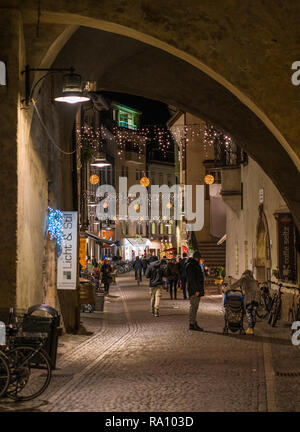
0;274;299;412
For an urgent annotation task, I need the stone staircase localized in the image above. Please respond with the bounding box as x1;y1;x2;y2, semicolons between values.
196;241;226;295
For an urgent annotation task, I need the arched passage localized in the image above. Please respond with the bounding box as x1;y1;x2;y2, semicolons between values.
39;24;300;228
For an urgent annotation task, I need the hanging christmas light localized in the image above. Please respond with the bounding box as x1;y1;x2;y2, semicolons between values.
204;174;215;185
89;174;100;185
47;207;64;255
140;176;150;187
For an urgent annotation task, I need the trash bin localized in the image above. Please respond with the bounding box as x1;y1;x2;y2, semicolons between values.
21;304;60;370
95;292;105;312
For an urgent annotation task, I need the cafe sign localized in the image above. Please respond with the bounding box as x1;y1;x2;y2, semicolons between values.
57;211;78;290
276;212;296;282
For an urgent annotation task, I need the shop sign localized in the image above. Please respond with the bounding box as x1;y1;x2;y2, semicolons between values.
276;213;296;282
57;211;78;290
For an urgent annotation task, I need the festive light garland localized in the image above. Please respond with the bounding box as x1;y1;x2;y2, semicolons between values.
47;207;64;255
77;124;174;160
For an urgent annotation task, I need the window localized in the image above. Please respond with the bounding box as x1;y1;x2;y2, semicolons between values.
160;223;164;235
118;110;138;130
136;169;139;180
126;166;129;178
159;173;163;185
151;222;156;235
168;224;173;235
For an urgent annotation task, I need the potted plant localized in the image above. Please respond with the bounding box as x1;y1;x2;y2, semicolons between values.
213;266;225;285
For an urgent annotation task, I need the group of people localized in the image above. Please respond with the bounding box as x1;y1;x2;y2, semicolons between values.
83;251;261;335
143;251;205;330
81;256;113;295
142;251;261;335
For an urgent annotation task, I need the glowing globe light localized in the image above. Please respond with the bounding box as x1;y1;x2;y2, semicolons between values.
166;202;172;209
204;174;215;185
103;202;109;209
134;204;140;211
89;174;100;185
140;176;150;187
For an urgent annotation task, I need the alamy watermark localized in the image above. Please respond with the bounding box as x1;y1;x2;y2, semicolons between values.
291;61;300;86
95;178;204;231
0;321;5;345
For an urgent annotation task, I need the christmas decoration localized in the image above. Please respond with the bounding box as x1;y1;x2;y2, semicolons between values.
204;174;215;185
47;207;64;255
89;174;100;185
140;176;150;187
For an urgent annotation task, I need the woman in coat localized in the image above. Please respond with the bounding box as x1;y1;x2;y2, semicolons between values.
230;270;260;335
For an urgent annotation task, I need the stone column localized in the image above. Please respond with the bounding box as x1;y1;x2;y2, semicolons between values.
0;10;22;317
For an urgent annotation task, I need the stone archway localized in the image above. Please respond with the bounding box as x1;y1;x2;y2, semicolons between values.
1;2;300;319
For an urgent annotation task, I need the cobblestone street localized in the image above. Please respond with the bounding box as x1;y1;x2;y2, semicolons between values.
1;274;299;412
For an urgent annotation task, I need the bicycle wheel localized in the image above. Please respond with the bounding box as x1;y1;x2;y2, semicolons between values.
0;352;10;398
6;345;51;401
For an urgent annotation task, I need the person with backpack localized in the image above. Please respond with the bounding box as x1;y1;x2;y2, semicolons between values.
179;252;188;299
186;251;205;331
145;256;165;317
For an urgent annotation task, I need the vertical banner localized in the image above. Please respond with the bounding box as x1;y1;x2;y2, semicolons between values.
57;211;78;290
276;213;296;283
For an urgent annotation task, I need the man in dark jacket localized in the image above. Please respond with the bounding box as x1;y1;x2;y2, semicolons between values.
186;251;205;331
145;256;164;317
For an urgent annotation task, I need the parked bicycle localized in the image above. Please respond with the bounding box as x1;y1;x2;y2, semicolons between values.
267;280;285;327
0;317;52;401
256;281;272;319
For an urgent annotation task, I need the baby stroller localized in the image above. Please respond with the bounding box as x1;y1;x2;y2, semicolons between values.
223;288;245;335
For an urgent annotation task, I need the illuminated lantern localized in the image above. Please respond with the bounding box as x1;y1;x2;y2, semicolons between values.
166;202;172;209
134;204;140;211
89;174;100;185
103;202;109;209
140;176;150;187
204;174;215;185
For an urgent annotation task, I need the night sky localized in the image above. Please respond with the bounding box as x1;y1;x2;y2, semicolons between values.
100;91;174;126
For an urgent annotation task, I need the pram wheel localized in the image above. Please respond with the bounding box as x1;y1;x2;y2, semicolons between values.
239;328;246;335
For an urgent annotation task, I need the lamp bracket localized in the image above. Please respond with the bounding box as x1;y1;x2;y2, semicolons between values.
22;65;75;105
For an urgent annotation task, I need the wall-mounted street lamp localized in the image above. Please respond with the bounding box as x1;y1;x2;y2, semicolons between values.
22;65;90;106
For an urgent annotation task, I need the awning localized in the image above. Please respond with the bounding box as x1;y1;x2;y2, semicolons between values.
85;232;115;245
123;237;152;248
217;234;227;245
149;240;161;249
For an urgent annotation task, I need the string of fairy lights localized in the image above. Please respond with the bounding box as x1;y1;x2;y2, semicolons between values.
79;121;234;224
77;122;233;163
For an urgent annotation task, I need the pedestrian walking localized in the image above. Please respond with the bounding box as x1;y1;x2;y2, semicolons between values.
230;270;260;335
166;258;180;300
145;256;164;317
186;251;205;331
142;256;148;275
179;252;188;299
101;259;113;295
134;256;143;283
